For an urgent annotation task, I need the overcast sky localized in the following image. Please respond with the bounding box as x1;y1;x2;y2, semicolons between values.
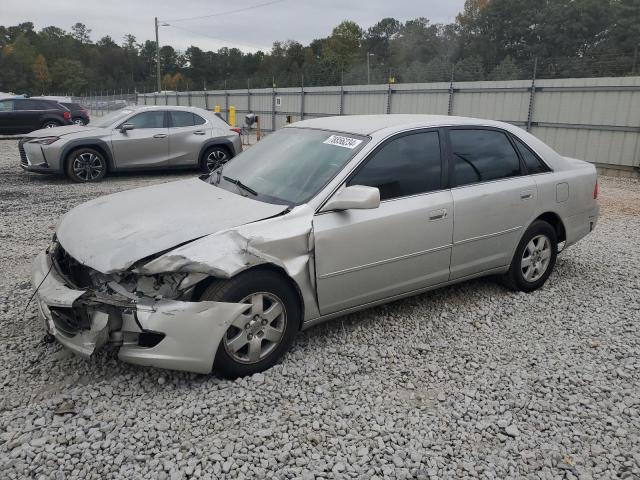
3;0;466;53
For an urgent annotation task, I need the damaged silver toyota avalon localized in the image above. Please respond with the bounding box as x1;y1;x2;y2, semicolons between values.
32;115;599;377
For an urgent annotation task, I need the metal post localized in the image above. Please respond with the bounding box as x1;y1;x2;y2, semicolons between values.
155;17;161;93
386;73;392;114
272;80;276;131
300;74;305;121
447;65;455;116
367;53;370;85
339;70;344;115
204;89;209;110
526;57;538;132
247;78;251;113
188;91;192;106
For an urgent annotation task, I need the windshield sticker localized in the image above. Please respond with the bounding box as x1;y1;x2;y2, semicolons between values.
323;135;363;149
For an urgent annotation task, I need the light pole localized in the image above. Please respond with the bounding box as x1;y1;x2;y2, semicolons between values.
366;52;375;85
155;17;161;93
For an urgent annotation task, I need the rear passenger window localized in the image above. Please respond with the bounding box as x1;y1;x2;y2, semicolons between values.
513;137;550;174
170;111;195;128
348;131;441;201
450;129;522;187
0;100;14;111
193;114;206;125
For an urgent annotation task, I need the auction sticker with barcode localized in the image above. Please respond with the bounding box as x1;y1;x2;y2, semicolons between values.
323;135;363;149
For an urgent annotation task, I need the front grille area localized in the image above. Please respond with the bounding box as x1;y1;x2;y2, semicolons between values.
18;140;28;165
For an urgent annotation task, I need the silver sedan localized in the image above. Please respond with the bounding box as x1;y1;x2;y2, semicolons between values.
18;105;242;182
31;115;599;377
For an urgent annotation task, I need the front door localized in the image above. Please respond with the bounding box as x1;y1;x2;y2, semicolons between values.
314;130;453;315
446;128;537;279
111;110;169;168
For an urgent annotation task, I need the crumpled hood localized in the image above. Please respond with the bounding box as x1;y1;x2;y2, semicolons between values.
56;178;288;273
22;125;108;139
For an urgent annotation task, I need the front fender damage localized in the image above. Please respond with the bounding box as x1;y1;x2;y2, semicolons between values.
119;300;250;374
138;205;321;321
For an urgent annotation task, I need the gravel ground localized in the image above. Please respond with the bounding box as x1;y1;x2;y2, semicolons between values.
0;138;639;480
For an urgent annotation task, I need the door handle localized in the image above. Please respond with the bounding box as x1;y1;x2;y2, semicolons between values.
429;209;447;221
520;190;534;200
193;130;206;135
153;134;167;139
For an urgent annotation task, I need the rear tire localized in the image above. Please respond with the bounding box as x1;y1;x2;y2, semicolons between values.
200;270;300;378
65;148;107;183
501;220;557;292
200;145;231;174
42;120;61;129
72;118;87;126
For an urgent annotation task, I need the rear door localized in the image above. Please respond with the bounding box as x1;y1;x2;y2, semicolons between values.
447;128;537;280
314;129;453;314
110;110;169;168
167;110;209;166
13;99;43;132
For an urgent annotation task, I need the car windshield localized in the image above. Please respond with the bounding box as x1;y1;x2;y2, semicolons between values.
92;109;135;128
213;127;368;205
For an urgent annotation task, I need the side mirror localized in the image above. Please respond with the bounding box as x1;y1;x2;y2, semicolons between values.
119;123;135;133
320;185;380;212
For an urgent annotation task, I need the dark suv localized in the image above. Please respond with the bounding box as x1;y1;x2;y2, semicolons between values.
61;102;90;126
0;98;73;134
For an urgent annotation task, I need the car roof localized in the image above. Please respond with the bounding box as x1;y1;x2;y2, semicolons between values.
126;105;211;113
288;114;522;136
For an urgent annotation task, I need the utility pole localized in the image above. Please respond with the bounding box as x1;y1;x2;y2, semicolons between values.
155;17;161;93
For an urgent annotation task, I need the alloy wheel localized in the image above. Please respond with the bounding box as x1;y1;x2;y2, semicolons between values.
521;234;551;282
223;292;287;364
206;149;228;172
72;152;104;181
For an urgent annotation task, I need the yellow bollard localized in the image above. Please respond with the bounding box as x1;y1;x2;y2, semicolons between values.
229;106;236;127
213;105;220;113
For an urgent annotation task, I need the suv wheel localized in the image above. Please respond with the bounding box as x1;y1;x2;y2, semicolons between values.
65;148;107;183
501;220;558;292
42;120;61;129
201;146;230;173
199;270;300;378
73;118;86;126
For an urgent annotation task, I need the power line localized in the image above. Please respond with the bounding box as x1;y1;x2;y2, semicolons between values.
163;0;288;23
165;23;271;50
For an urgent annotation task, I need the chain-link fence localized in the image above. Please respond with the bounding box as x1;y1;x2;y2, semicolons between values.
69;92;137;118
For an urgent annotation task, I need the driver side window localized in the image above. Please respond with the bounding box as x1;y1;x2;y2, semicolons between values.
348;131;442;201
126;111;166;129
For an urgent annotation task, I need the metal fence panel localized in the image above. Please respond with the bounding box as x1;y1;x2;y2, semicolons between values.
107;76;640;173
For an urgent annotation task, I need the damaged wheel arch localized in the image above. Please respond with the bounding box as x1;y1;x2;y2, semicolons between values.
193;264;306;330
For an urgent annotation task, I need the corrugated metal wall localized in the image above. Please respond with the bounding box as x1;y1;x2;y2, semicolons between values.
138;76;640;172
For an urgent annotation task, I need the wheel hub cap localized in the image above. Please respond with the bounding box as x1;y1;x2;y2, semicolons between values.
521;234;551;283
223;292;287;364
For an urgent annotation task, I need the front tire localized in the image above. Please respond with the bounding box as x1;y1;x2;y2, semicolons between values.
200;270;300;378
502;220;557;292
65;148;107;182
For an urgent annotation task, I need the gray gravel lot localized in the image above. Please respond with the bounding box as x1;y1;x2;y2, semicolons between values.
0;138;639;479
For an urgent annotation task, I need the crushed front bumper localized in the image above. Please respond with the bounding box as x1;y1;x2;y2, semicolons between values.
31;251;249;374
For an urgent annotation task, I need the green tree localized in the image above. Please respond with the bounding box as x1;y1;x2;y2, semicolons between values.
71;22;92;43
32;54;50;92
51;58;86;93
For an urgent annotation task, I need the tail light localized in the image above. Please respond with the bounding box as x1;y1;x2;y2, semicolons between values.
63;111;71;120
230;127;241;135
593;180;599;199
